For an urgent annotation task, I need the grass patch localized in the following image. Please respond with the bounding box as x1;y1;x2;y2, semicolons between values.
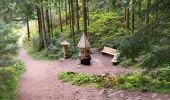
0;59;25;100
58;71;170;94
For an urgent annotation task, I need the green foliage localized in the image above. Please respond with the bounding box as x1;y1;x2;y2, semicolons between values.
87;11;127;49
58;71;170;93
120;58;135;66
23;35;80;60
0;61;24;100
0;22;25;100
142;46;170;68
155;66;170;82
24;35;63;60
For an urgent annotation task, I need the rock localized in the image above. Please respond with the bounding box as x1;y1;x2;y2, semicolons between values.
60;58;64;62
135;96;142;100
98;89;108;100
101;72;110;77
126;98;133;100
77;60;81;65
77;65;81;68
120;93;124;98
155;98;161;100
152;93;158;98
75;91;79;94
108;91;123;97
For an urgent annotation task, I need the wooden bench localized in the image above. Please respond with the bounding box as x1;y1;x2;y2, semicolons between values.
101;47;120;64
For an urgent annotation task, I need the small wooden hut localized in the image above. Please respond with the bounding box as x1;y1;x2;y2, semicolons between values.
78;33;91;65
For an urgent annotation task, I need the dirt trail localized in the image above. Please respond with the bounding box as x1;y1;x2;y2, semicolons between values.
17;34;170;100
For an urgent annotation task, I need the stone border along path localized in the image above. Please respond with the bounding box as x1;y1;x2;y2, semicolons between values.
17;33;170;100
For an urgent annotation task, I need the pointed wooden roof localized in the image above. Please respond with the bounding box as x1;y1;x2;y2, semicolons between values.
78;33;90;48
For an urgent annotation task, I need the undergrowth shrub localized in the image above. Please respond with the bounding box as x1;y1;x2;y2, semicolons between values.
24;35;80;60
142;46;170;68
0;60;24;100
0;22;25;100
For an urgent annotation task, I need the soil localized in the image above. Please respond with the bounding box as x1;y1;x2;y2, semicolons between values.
17;34;170;100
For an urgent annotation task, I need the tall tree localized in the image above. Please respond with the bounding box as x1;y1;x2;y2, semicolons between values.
82;0;88;36
70;0;75;43
46;7;51;35
26;18;30;41
58;0;63;32
37;0;48;49
126;0;130;29
37;6;44;49
146;0;151;24
76;0;80;31
68;0;72;29
131;0;135;34
137;0;141;18
40;3;48;48
87;0;90;26
49;7;53;37
65;0;68;25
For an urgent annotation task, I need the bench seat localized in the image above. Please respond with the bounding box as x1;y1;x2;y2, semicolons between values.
101;47;119;64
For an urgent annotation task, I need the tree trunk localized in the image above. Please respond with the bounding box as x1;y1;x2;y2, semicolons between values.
70;0;75;43
82;0;88;36
137;0;141;18
124;8;126;27
87;0;90;26
40;2;48;48
49;7;53;37
58;0;63;32
146;0;151;24
26;18;30;41
65;0;68;25
76;0;80;31
46;8;51;34
68;0;72;29
37;6;44;49
132;0;135;34
126;7;130;29
155;0;159;34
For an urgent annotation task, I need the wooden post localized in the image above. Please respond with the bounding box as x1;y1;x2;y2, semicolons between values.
60;41;70;59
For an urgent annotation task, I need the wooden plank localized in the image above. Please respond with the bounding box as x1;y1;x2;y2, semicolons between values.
101;47;118;56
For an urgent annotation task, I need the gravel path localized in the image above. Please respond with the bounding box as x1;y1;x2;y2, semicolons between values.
17;34;170;100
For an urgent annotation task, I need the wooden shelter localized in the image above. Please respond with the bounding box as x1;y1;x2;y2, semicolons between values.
78;33;91;65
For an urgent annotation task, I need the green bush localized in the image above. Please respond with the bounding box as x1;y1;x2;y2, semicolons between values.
155;67;170;81
142;46;170;68
0;22;25;100
0;61;24;100
120;58;135;66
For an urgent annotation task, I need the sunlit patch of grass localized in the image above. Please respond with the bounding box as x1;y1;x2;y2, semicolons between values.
58;71;170;94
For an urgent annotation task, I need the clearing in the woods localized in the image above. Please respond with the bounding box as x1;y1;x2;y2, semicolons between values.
17;34;170;100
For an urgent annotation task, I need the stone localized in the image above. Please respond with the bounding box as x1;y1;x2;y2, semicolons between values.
152;93;158;98
98;89;108;100
108;91;123;98
77;65;81;68
155;99;161;100
101;72;110;77
135;96;142;100
60;58;64;62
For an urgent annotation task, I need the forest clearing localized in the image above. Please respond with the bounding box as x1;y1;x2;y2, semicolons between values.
0;0;170;100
